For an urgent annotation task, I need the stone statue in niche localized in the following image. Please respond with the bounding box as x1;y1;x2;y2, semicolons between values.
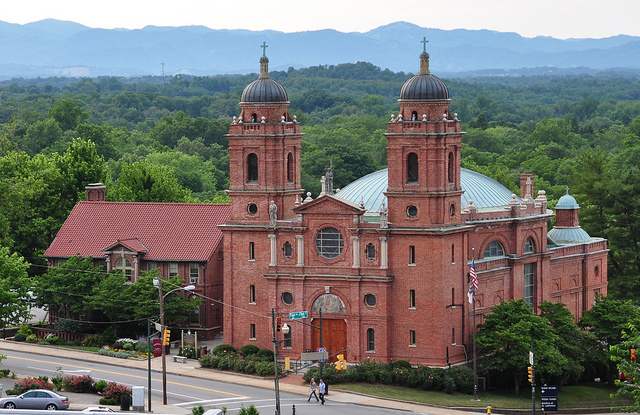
269;200;277;226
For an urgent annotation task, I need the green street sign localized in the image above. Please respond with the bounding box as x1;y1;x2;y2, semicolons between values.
289;311;308;320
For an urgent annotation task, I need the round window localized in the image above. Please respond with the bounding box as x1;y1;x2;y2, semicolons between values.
407;205;418;217
248;203;258;215
364;294;376;307
316;227;344;259
282;292;293;305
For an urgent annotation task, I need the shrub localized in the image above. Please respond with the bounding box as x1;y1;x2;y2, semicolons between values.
94;380;108;394
256;349;274;360
13;378;52;394
82;333;105;348
26;334;38;343
212;344;236;355
61;375;94;393
443;375;456;394
390;360;412;369
448;365;474;394
102;382;131;402
54;318;78;333
0;369;10;377
179;347;197;359
238;405;259;415
239;344;260;357
192;405;205;415
122;342;134;351
99;398;118;405
18;324;33;336
101;326;118;344
13;333;27;342
255;361;275;377
199;354;222;368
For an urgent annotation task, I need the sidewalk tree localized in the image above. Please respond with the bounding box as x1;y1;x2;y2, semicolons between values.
0;246;33;328
476;299;567;395
609;324;640;413
580;294;640;384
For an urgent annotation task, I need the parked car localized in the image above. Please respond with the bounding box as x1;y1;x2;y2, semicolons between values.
0;389;69;410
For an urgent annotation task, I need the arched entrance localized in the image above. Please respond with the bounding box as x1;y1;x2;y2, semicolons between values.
311;293;347;362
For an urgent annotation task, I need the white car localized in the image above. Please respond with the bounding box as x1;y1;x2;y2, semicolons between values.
82;407;115;413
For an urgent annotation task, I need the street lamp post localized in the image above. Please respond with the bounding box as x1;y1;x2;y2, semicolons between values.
272;308;290;415
156;278;195;405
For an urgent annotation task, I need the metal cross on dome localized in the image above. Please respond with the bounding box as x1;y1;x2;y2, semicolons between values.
421;36;429;52
261;41;268;56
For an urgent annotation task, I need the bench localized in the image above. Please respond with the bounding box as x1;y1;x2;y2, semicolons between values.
172;355;188;363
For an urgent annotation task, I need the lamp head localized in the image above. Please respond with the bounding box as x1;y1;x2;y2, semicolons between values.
282;323;290;334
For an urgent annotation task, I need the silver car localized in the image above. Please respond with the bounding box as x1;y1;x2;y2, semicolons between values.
0;389;69;410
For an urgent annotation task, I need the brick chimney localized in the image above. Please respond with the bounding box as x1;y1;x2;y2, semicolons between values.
85;183;106;201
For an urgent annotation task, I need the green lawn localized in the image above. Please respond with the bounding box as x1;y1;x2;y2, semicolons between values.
332;382;634;410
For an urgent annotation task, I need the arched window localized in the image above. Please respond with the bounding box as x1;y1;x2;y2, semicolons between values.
287;152;294;183
411;111;418;121
407;153;418;183
524;238;535;253
115;258;133;281
247;153;258;182
448;151;454;183
484;241;505;258
251;113;257;123
367;328;375;351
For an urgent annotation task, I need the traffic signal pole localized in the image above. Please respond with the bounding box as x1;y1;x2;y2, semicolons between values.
530;341;535;415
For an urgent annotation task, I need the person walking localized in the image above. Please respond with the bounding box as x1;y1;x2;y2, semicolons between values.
318;378;326;405
307;378;319;402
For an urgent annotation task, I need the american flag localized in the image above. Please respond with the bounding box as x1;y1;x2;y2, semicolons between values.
470;259;478;291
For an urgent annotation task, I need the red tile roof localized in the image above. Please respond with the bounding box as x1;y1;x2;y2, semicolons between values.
44;201;230;261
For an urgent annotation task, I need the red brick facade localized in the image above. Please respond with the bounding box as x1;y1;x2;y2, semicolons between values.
221;53;608;367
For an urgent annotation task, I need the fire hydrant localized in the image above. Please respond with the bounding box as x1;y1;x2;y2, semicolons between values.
486;402;492;414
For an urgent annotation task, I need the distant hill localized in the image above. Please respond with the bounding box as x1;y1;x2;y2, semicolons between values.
0;19;639;79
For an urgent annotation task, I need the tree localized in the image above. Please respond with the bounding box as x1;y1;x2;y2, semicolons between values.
0;246;33;328
48;99;88;131
539;301;595;387
109;160;193;203
610;324;640;413
580;294;640;384
33;256;105;318
476;299;568;395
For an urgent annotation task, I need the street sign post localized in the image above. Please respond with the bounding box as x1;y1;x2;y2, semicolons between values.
541;385;558;412
289;311;308;320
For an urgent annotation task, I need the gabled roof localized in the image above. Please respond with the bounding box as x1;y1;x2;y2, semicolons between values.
293;194;365;215
45;201;230;261
103;237;149;254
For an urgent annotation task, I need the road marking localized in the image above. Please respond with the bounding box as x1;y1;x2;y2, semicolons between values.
6;355;249;398
175;397;246;406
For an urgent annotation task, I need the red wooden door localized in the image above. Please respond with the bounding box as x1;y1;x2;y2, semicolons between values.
312;318;346;362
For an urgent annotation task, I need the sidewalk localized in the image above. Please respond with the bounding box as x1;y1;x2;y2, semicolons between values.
0;340;489;414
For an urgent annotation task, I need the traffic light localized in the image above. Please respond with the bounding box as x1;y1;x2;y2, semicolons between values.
527;366;533;383
335;354;347;371
162;329;171;346
276;317;282;332
632;349;636;364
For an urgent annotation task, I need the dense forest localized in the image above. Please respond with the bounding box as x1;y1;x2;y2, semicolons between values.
2;61;640;303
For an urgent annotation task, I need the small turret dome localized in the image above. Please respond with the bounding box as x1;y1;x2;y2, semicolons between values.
241;54;288;103
399;51;449;100
555;191;580;209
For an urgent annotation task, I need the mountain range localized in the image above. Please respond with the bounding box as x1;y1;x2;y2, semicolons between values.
1;19;639;79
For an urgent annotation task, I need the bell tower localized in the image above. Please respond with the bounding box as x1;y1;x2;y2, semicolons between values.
226;44;303;224
384;39;464;227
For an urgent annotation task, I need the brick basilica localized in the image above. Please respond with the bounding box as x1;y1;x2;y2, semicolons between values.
45;46;608;367
220;48;608;367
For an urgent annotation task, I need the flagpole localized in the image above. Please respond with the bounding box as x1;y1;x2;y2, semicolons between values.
471;248;479;402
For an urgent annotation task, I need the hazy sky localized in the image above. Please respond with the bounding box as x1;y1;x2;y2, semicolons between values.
3;0;640;39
